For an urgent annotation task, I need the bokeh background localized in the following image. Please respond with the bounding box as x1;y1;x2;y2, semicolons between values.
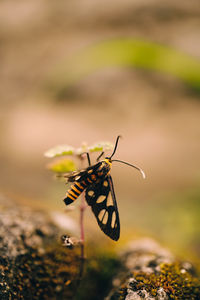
1;0;200;262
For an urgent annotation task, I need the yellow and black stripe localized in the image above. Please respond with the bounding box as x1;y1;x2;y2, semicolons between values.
64;172;99;205
64;181;87;205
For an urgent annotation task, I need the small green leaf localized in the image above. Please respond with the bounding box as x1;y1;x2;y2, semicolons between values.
44;145;74;158
75;141;114;155
47;158;77;173
88;142;113;153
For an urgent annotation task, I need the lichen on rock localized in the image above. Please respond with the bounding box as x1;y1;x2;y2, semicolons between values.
107;239;200;300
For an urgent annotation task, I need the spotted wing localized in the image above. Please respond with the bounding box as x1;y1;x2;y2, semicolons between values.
85;175;120;241
64;162;102;183
65;170;88;183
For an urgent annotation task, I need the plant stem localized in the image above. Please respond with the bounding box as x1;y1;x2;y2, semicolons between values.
80;192;86;259
78;156;88;280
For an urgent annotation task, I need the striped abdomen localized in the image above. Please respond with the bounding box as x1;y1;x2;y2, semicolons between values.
64;162;110;206
64;181;86;205
64;174;98;205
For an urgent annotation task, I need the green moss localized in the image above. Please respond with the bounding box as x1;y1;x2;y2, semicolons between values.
130;263;200;300
1;244;81;299
6;242;120;300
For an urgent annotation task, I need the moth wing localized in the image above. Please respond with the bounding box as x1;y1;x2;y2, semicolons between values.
85;175;120;241
64;170;88;182
64;162;101;182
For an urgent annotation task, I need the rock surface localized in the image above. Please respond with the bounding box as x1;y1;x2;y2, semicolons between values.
107;238;200;300
0;195;80;300
0;195;199;299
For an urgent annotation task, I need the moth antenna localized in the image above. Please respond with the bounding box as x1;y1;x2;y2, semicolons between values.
109;135;121;159
112;159;146;179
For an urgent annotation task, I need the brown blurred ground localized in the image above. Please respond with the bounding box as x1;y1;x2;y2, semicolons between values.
0;0;200;259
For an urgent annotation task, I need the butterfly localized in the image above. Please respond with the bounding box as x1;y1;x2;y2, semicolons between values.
63;136;145;241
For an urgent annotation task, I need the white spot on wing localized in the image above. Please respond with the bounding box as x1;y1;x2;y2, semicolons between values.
103;180;108;187
88;169;93;174
111;211;116;228
75;176;81;180
96;195;106;203
88;190;94;197
98;209;106;221
102;211;108;225
107;193;113;206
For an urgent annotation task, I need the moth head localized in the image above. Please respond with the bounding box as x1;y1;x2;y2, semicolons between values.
104;158;112;167
105;135;146;179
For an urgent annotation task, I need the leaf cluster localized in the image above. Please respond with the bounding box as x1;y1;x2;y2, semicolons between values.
44;141;113;174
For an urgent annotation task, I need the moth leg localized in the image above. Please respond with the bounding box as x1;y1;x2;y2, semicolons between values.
86;152;91;166
81;152;91;166
97;151;104;162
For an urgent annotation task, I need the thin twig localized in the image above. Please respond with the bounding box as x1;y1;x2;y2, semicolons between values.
80;191;86;260
77;155;88;281
78;191;87;283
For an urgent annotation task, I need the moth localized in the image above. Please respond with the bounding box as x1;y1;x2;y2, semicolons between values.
63;136;145;241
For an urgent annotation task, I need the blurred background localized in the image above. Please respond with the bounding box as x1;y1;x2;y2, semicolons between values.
0;0;200;261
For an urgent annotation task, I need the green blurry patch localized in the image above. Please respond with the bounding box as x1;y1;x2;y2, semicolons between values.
44;145;74;158
124;187;200;261
48;39;200;99
89;142;113;153
45;142;113;157
47;158;77;173
76;141;113;155
44;140;114;174
75;248;121;300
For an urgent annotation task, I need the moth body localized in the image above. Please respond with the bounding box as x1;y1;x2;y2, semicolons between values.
64;159;112;205
62;136;144;241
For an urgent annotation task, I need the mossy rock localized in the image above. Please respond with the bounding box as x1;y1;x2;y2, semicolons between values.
0;195;120;300
108;239;200;300
0;195;81;299
0;196;199;300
